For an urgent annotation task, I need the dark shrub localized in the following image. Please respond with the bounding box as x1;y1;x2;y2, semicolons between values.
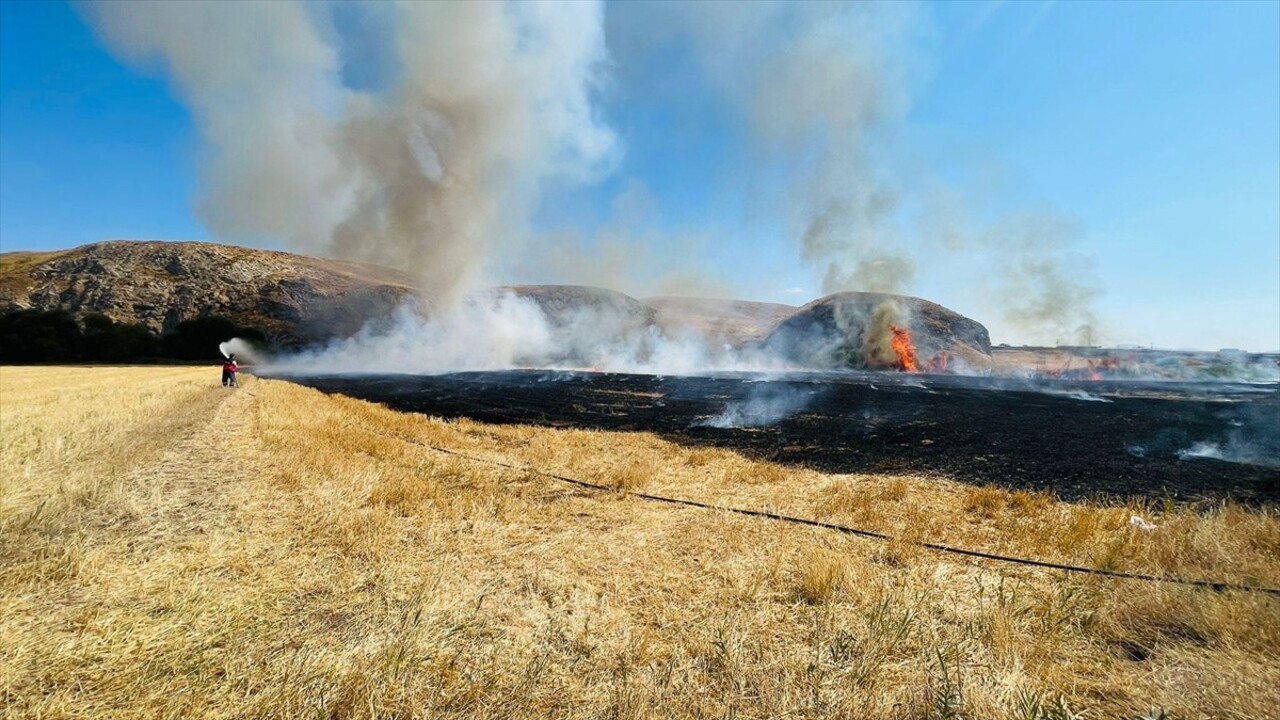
80;313;160;362
0;309;84;362
161;316;267;360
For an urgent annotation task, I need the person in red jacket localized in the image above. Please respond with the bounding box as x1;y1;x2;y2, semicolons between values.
222;354;238;387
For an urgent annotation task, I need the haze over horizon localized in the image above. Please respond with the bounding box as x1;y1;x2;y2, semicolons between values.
1;0;1277;351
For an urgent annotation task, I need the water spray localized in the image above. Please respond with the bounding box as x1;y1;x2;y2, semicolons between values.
218;337;263;364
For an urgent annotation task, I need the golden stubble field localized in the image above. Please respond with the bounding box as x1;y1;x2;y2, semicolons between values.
1;366;1278;719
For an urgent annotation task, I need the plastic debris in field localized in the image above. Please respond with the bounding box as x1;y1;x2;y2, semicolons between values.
1129;515;1157;532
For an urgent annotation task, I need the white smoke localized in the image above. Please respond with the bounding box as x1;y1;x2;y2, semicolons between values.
1176;404;1280;468
85;1;1106;354
1176;441;1278;468
673;2;920;296
268;292;780;376
697;384;816;428
219;337;265;364
274;294;551;373
85;0;617;304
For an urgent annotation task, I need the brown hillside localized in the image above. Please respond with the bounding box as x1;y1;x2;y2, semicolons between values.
0;241;417;345
645;296;797;346
1;241;995;371
761;291;993;371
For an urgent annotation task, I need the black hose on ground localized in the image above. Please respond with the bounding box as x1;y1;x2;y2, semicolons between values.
395;434;1280;597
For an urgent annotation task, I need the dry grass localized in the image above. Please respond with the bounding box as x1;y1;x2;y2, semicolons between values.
792;549;850;605
2;366;1278;719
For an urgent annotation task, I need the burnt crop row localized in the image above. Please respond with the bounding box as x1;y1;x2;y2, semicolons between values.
272;370;1280;504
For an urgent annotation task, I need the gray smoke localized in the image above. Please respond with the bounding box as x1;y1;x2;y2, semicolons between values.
85;0;617;304
921;201;1102;345
697;384;817;429
860;300;912;370
802;196;915;294
617;2;1101;341
662;2;919;295
87;1;1105;352
1001;254;1100;346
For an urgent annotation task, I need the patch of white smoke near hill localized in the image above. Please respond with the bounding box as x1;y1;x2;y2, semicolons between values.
617;2;1102;345
271;291;781;376
85;0;617;306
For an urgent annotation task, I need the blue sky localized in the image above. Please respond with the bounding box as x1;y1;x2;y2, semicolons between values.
1;0;1277;350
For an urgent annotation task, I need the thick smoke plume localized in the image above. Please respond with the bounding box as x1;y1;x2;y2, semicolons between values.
86;0;616;304
667;2;918;296
271;292;772;376
623;2;1102;342
87;1;1104;360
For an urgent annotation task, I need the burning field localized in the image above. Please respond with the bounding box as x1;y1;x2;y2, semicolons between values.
274;369;1280;504
264;286;1279;506
5;0;1276;716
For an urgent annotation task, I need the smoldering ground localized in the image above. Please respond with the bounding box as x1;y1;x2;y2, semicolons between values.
277;369;1280;502
697;383;821;429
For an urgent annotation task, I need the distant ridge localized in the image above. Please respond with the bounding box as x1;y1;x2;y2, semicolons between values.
0;241;416;345
0;240;994;369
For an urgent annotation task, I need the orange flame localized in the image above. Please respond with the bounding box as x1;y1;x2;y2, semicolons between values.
889;324;919;373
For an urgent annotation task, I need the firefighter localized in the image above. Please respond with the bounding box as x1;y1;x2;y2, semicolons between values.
222;353;238;387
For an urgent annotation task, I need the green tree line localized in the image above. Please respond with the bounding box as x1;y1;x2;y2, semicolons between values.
0;310;266;363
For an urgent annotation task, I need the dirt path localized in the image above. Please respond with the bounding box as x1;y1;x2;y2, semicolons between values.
1;368;248;540
115;380;260;552
1;371;273;718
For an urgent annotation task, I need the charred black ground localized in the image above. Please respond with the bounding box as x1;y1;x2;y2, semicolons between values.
271;370;1280;505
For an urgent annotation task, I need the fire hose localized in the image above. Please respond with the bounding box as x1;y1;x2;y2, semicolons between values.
390;434;1280;597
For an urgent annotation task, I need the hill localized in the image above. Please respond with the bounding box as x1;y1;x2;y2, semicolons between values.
645;296;797;346
760;292;994;372
1;241;995;370
0;241;416;345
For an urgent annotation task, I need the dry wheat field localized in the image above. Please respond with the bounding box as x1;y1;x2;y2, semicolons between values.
1;366;1278;719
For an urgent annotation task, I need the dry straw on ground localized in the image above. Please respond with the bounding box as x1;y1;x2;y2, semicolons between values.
1;366;1277;719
